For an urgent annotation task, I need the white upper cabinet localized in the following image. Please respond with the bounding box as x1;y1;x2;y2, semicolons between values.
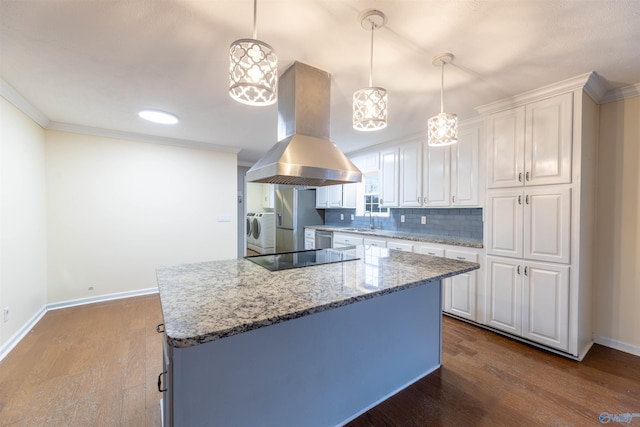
486;92;572;189
451;125;481;206
380;148;399;207
525;93;573;186
486;107;525;188
342;183;358;209
399;141;423;207
328;184;343;208
422;142;450;207
315;186;329;208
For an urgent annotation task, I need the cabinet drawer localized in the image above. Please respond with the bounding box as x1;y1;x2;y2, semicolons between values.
416;246;445;257
304;228;315;239
363;238;386;248
332;233;363;246
386;240;413;252
445;249;479;263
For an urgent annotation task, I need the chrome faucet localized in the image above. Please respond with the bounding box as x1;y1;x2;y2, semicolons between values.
367;210;374;229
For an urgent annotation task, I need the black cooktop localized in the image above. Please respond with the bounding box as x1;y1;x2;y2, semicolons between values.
246;248;360;271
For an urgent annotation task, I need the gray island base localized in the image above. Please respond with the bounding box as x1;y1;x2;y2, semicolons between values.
157;246;479;427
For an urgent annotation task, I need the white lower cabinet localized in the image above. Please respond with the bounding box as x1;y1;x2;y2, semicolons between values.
443;249;478;321
363;237;386;248
486;255;569;352
332;233;363;248
386;240;413;252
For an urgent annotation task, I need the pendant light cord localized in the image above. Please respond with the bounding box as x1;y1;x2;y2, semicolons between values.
440;60;445;113
252;0;258;39
369;20;375;87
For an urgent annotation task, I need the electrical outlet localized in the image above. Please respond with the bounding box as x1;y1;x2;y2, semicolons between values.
400;215;405;223
350;214;354;220
421;216;427;225
340;213;344;220
3;307;9;323
88;286;94;291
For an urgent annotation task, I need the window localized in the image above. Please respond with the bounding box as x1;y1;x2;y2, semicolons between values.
362;172;388;215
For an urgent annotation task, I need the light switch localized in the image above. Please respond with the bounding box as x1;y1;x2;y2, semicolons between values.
421;216;427;224
400;215;405;223
340;213;344;220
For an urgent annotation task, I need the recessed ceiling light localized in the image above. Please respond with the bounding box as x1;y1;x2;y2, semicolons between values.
138;110;179;124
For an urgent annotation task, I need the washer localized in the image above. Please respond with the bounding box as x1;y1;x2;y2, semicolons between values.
252;212;275;254
246;212;258;252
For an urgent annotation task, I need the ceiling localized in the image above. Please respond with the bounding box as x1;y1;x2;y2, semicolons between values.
1;0;639;164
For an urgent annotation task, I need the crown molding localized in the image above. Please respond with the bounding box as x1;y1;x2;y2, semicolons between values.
47;122;241;154
475;72;603;115
601;82;640;104
0;78;50;128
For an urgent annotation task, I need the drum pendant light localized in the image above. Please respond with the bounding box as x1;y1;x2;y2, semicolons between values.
229;0;277;106
428;53;458;146
353;9;387;131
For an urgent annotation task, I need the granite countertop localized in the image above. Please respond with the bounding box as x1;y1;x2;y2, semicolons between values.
156;246;479;349
305;225;483;248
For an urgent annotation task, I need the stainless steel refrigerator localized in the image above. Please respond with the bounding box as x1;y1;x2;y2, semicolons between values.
275;186;324;252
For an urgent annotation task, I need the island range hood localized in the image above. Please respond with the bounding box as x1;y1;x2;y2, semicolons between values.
246;62;362;187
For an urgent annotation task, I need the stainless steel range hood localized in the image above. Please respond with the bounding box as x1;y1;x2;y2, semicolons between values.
246;62;362;187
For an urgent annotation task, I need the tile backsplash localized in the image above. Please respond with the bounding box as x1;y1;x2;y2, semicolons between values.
324;208;483;240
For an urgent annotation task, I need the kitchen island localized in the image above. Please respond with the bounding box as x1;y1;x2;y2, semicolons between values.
157;246;478;427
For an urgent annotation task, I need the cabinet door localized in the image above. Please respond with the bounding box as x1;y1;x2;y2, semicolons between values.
524;93;573;186
400;141;423;207
444;249;478;321
423;142;450;206
486;107;525;188
522;261;569;351
328;185;343;208
486;256;522;335
342;183;358;209
486;189;524;258
380;148;399;207
524;186;571;264
304;238;315;250
315;187;329;208
451;125;480;206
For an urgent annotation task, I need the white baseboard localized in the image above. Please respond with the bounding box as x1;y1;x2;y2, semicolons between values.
593;335;640;357
0;304;47;363
47;287;158;311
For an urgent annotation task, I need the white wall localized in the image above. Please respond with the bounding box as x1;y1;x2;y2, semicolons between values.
593;95;640;354
0;96;47;348
45;130;238;303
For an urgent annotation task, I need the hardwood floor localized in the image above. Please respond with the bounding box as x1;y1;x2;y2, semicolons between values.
1;295;639;426
0;295;163;427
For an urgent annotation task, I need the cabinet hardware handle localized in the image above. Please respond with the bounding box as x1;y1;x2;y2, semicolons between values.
524;266;528;276
526;171;530;181
452;195;456;203
456;256;466;260
156;323;165;333
380;199;383;204
517;265;521;274
526;195;529;204
518;195;522;205
428;252;436;255
157;371;168;393
418;196;421;203
518;172;522;182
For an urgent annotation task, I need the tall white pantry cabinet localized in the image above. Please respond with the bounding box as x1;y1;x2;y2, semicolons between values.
477;73;602;360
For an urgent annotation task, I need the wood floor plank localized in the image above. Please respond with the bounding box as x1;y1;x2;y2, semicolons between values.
1;295;639;427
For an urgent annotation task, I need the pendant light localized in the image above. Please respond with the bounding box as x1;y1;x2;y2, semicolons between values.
428;53;458;146
353;10;387;131
229;0;277;106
